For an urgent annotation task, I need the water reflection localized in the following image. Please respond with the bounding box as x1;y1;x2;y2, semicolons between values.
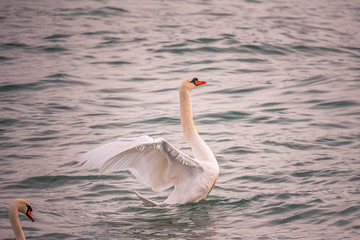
118;200;222;239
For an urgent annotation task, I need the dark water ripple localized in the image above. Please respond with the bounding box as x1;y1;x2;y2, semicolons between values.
1;0;360;239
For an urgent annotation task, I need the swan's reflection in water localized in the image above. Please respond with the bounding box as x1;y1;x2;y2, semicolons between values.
96;198;224;239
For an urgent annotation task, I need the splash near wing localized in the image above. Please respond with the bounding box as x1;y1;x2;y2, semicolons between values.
79;136;202;192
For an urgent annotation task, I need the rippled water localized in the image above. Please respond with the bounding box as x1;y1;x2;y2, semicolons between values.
1;0;360;239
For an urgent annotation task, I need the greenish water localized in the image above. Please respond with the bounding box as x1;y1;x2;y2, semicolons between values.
1;0;359;239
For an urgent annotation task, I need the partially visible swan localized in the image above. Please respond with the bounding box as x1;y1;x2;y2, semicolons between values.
79;78;219;205
9;199;35;240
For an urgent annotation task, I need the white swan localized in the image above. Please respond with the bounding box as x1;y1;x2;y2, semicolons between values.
9;199;35;240
79;78;219;205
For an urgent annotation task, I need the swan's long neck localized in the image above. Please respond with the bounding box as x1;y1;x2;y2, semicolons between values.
179;87;216;162
9;203;26;240
180;87;196;142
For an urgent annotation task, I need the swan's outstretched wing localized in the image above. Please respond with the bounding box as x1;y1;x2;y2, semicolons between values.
79;136;202;192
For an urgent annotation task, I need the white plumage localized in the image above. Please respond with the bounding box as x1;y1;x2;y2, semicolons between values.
79;78;219;205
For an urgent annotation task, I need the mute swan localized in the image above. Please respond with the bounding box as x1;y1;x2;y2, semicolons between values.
79;78;219;205
9;199;34;240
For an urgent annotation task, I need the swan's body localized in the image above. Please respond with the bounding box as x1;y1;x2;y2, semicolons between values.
79;78;219;205
9;199;34;240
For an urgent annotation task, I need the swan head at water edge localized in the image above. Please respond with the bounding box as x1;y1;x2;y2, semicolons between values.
181;77;207;91
11;199;35;223
9;199;34;240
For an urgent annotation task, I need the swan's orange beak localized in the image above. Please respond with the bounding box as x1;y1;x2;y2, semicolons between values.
195;80;207;86
26;207;35;222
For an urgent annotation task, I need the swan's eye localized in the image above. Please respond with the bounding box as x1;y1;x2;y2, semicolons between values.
190;77;199;85
27;205;32;212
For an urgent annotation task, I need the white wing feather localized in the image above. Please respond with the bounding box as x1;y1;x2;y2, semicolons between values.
79;136;202;192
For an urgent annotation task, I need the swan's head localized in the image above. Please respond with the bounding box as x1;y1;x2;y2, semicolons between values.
181;78;207;91
13;199;35;222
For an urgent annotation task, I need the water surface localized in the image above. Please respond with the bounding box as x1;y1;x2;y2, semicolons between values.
1;0;359;239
